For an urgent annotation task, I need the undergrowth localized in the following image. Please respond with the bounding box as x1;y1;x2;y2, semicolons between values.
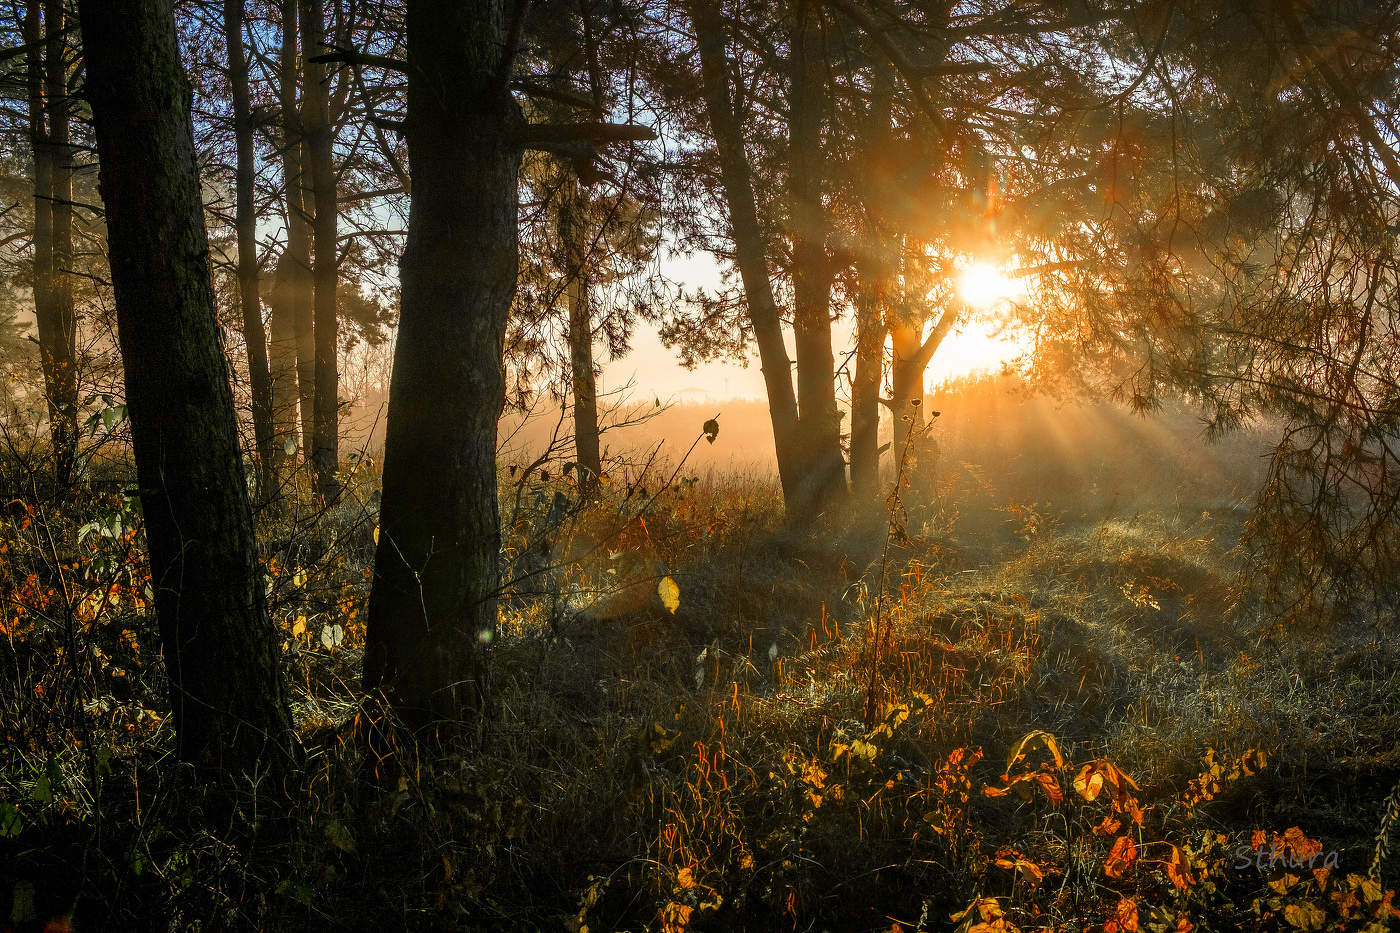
2;431;1398;932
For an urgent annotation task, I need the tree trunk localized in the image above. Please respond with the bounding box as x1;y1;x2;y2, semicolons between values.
889;318;924;460
850;284;885;497
889;299;956;465
787;0;847;514
364;0;520;723
224;0;278;493
78;0;293;775
278;0;315;463
26;0;78;483
687;0;804;510
300;0;339;501
559;174;601;487
24;0;52;437
850;62;894;499
268;253;305;474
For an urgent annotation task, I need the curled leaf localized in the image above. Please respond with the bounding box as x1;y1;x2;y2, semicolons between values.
1105;835;1139;879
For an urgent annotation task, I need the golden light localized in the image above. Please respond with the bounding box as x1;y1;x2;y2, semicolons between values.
957;262;1023;309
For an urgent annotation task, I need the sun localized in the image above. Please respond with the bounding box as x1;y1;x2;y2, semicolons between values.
957;262;1023;309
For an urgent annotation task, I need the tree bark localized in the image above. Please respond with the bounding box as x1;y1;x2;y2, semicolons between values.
24;0;52;436
559;174;601;487
888;317;924;459
78;0;293;775
787;0;847;514
850;62;894;499
300;0;339;501
26;0;78;483
268;252;304;474
224;0;279;493
278;0;315;463
687;0;804;511
889;297;956;461
364;0;520;723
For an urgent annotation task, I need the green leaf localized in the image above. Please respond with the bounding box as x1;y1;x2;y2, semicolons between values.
324;818;357;854
0;802;21;838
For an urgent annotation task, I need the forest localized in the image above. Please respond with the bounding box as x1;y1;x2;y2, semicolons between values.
1;0;1399;930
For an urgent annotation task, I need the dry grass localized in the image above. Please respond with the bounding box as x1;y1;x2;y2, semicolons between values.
3;402;1399;931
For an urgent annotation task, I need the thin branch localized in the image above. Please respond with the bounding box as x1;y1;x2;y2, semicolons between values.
308;46;408;73
512;121;656;152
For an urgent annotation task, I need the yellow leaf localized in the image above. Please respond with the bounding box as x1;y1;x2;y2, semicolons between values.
1005;729;1063;772
658;576;681;614
1074;763;1105;801
1283;903;1326;930
292;615;307;637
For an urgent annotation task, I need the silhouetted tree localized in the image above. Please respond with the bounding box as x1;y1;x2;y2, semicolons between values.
301;0;340;501
223;0;279;494
364;0;652;721
24;0;76;482
79;0;293;773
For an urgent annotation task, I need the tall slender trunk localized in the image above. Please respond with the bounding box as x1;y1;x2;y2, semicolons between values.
278;0;315;462
300;0;339;501
224;0;278;493
788;0;846;513
27;0;78;483
687;0;803;509
365;0;520;723
268;253;303;472
24;0;53;428
851;62;895;498
78;0;293;774
850;280;885;496
560;174;601;486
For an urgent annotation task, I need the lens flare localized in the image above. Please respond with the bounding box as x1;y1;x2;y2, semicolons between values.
958;263;1022;309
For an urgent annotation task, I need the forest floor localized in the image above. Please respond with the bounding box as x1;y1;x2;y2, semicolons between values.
3;427;1400;932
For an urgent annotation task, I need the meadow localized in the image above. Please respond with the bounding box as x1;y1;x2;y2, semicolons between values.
2;376;1398;932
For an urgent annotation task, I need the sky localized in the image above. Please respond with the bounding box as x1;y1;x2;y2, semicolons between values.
599;249;1029;404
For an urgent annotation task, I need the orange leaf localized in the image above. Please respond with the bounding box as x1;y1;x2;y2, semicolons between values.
1165;845;1194;890
1104;836;1139;879
1104;896;1139;933
1034;771;1064;803
1282;826;1322;861
995;850;1046;885
1093;815;1123;836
